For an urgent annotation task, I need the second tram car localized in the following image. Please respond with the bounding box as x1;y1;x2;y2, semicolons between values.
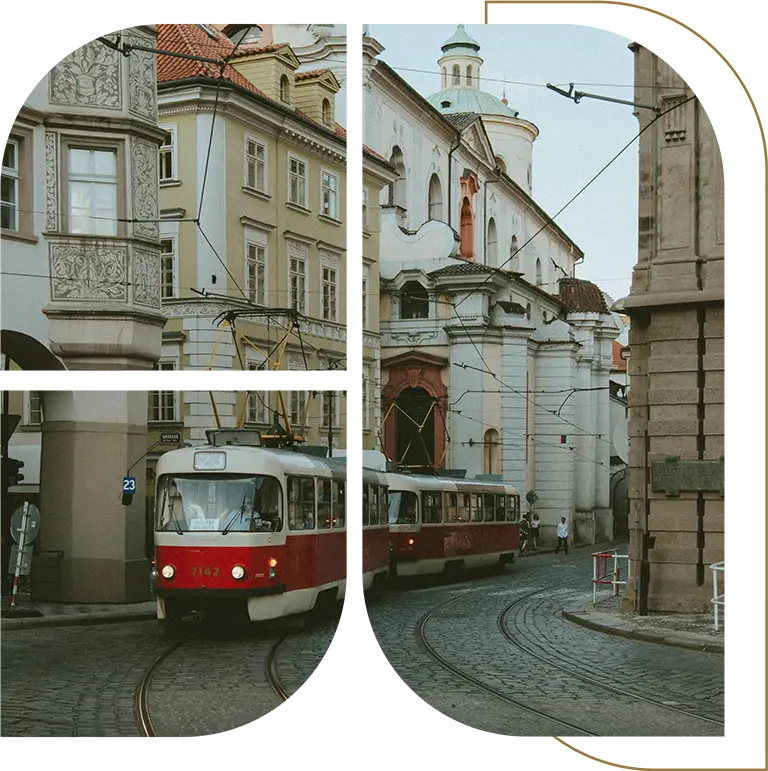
362;468;390;591
154;434;346;624
386;473;521;577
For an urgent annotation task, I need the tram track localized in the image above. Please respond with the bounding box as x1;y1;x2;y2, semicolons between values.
497;595;725;729
265;633;291;702
415;584;601;737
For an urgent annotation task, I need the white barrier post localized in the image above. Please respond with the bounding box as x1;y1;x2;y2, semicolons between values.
711;562;724;631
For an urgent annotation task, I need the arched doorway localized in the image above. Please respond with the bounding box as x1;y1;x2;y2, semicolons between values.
395;387;435;468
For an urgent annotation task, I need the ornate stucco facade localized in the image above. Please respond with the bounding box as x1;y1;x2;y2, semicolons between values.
0;25;165;602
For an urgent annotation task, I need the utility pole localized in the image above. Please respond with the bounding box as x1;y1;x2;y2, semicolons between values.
326;391;334;458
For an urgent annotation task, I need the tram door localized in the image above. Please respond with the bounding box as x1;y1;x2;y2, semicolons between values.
395;387;435;469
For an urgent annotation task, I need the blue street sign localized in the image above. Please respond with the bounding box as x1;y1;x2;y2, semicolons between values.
123;477;136;493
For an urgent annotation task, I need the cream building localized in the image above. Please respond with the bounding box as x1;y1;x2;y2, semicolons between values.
148;22;396;506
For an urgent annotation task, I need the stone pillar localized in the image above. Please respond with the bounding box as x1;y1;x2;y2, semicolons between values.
573;353;596;543
449;337;484;475
533;345;577;545
499;328;529;501
35;392;150;603
594;357;613;541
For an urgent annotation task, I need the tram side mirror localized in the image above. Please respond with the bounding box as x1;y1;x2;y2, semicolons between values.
121;492;134;506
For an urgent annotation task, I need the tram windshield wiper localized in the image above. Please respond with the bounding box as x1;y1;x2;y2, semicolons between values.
222;492;249;535
166;491;184;535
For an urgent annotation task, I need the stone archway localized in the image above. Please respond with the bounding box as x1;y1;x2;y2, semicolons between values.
381;351;449;470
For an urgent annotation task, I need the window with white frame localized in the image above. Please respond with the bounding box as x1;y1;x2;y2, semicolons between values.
25;391;43;425
362;187;368;230
289;391;306;430
288;156;307;207
159;126;176;182
290;256;307;314
322;266;337;321
68;147;118;236
246;242;266;305
148;361;176;422
1;140;19;230
321;170;338;218
245;136;266;192
321;391;340;429
160;238;176;299
247;387;270;424
362;273;368;329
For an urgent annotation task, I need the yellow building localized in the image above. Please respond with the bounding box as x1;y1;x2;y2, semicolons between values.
148;22;397;494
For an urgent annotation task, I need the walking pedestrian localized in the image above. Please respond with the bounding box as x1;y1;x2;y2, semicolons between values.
520;515;530;555
530;512;540;550
555;516;569;554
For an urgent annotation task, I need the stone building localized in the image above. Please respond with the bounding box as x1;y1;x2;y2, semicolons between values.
153;21;396;496
364;26;622;545
0;25;165;602
622;45;724;613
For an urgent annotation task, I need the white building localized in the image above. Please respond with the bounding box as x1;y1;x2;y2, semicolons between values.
364;26;622;544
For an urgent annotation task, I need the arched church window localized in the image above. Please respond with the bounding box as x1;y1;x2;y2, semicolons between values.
466;65;473;86
388;145;406;209
452;64;461;86
322;99;331;125
400;281;429;319
535;258;543;286
460;197;474;260
487;217;497;266
509;235;519;270
483;429;500;476
442;67;447;88
280;74;290;103
428;173;443;221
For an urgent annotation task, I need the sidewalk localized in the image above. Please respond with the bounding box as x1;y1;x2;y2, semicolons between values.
1;584;157;631
563;596;724;655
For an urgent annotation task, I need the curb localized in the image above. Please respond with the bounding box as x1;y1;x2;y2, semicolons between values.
1;611;157;631
563;608;724;655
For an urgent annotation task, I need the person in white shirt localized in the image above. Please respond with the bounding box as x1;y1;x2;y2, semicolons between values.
555;516;569;554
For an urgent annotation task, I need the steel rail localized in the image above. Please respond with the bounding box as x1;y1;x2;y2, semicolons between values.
265;633;291;702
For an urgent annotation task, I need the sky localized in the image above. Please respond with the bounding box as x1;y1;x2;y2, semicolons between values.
368;24;640;303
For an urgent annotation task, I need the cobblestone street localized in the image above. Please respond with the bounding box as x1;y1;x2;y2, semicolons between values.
1;549;725;738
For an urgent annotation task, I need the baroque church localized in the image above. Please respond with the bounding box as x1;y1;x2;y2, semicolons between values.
364;26;623;545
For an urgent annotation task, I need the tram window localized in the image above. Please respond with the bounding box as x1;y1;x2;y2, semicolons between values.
458;493;471;523
495;494;506;521
444;492;458;523
506;495;519;521
362;484;370;527
422;492;442;523
380;487;389;525
318;478;332;529
288;476;315;530
388;490;418;524
370;484;380;526
332;480;345;528
472;494;484;522
483;494;495;522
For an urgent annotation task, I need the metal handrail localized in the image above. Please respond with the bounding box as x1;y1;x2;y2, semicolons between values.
711;561;725;630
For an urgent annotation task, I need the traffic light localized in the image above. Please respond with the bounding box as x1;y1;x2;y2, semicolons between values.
2;456;25;487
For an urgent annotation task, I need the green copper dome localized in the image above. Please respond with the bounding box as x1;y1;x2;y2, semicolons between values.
427;87;519;118
440;24;481;57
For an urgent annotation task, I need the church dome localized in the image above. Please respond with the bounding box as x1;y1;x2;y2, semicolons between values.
440;24;481;57
427;88;519;118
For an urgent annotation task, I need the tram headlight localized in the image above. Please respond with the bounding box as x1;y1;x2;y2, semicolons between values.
231;565;246;580
161;564;176;579
407;538;415;546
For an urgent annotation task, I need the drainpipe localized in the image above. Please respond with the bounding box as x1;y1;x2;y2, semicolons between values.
447;130;461;230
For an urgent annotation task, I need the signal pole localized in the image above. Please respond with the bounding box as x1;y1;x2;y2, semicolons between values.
326;391;333;458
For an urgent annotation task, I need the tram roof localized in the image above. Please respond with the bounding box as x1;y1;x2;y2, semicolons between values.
384;472;518;495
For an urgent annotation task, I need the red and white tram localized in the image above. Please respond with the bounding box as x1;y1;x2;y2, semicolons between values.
386;473;521;577
362;468;390;591
154;433;346;624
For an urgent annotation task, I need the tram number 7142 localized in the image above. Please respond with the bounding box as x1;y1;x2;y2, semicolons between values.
191;566;220;577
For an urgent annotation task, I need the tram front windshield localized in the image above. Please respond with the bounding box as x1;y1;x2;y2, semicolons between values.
156;474;281;533
388;490;418;524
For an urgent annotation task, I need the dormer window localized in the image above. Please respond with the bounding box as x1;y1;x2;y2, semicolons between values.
280;75;290;104
322;99;331;126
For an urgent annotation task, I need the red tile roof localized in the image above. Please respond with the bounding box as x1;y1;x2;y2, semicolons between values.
556;278;609;313
156;25;346;142
296;68;331;80
613;340;628;370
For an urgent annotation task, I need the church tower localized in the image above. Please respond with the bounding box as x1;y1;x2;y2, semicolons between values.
438;24;484;90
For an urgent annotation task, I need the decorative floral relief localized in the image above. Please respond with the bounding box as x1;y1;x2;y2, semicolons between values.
286;239;309;261
319;249;339;269
129;45;157;121
44;132;58;231
50;242;127;301
50;41;121;108
131;141;158;240
132;247;161;308
162;301;231;318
